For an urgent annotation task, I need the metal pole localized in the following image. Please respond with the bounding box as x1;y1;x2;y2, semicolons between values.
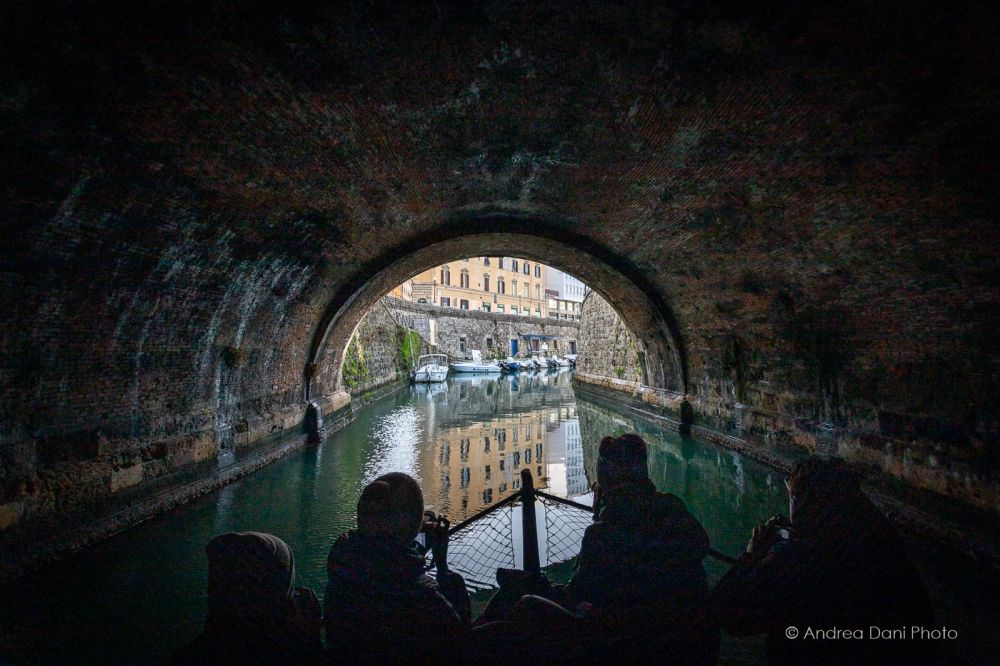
520;469;541;574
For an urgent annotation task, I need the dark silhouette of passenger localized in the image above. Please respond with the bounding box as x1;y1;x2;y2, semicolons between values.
475;434;717;664
710;455;937;665
173;531;322;665
324;472;470;664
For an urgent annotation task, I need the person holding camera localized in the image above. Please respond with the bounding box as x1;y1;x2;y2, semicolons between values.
710;455;937;665
173;531;323;665
323;472;470;664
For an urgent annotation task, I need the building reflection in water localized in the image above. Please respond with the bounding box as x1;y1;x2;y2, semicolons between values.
412;370;580;522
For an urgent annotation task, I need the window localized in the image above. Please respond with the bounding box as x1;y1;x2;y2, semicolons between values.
460;299;469;310
440;296;450;307
511;306;518;315
459;336;467;351
460;439;470;460
535;284;540;299
548;298;557;309
483;275;490;292
486;337;493;349
483;257;490;266
535;265;541;277
523;262;530;275
511;279;517;296
484;465;491;481
440;266;451;285
534;306;541;317
482;488;492;503
499;459;505;471
460;270;469;288
522;283;529;297
497;277;505;294
512;259;519;272
498;258;505;270
496;304;504;313
461;467;470;488
482;302;490;312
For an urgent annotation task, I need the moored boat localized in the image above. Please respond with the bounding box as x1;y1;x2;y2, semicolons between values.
412;354;449;382
450;350;501;373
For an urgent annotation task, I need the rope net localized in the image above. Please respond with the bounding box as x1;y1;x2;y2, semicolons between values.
427;493;595;592
538;495;593;568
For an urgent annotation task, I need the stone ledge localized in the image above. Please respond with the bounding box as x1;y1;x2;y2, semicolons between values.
0;402;355;584
385;295;581;327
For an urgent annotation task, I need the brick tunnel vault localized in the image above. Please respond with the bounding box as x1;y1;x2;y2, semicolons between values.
1;0;998;545
307;208;687;398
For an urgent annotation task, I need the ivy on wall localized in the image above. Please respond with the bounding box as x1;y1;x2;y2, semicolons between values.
341;336;371;390
396;327;423;372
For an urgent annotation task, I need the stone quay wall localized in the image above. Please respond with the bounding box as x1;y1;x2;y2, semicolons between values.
383;297;580;360
575;292;641;383
338;299;430;396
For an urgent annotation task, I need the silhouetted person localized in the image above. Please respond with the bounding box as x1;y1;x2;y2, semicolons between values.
475;434;717;664
173;531;322;666
324;472;470;664
710;455;937;665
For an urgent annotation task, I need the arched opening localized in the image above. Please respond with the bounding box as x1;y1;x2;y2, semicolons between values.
305;209;688;401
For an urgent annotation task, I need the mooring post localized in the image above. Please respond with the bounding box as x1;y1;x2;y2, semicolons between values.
520;469;541;574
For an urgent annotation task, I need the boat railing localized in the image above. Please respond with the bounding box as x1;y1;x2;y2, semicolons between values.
426;469;737;592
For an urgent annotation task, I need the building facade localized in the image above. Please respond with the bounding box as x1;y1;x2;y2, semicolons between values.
545;268;590;303
405;256;550;318
546;289;582;321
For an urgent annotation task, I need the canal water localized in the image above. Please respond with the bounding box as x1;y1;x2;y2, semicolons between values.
0;370;788;664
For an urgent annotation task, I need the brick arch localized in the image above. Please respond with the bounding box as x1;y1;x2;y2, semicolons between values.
307;207;687;398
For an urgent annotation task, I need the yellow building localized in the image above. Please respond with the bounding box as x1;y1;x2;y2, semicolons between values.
388;280;412;301
419;411;551;519
404;257;549;317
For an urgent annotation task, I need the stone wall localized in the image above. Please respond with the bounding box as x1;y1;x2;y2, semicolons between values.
384;297;580;360
576;293;641;383
340;300;428;395
2;0;998;553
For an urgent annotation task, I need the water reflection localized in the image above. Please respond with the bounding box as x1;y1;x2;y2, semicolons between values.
576;399;788;562
0;368;785;664
407;371;578;521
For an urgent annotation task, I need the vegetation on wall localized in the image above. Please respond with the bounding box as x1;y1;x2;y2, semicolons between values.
396;327;423;372
341;336;371;390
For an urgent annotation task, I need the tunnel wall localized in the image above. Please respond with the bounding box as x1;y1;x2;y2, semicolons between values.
576;289;999;512
576;293;642;384
1;0;998;555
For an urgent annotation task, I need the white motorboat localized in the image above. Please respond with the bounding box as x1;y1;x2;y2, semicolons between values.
413;354;449;382
550;355;573;367
450;350;501;374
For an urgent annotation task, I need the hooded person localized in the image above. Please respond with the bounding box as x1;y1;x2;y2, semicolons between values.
173;531;322;665
472;434;717;664
710;455;938;666
324;472;470;664
561;433;718;663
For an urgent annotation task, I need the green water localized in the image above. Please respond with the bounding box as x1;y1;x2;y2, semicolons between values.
0;371;788;664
